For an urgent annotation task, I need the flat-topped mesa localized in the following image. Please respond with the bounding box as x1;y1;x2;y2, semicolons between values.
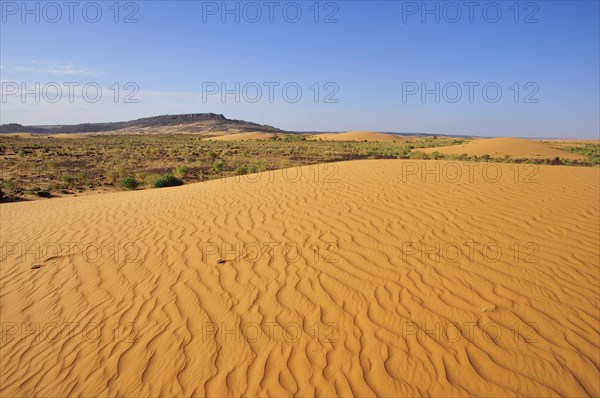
129;113;227;127
0;113;283;134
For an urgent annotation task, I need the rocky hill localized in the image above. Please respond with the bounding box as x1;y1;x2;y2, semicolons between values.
0;113;284;134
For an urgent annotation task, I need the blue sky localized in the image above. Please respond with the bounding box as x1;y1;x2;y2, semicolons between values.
1;0;599;138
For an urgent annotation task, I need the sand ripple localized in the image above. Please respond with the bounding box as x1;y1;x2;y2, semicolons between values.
1;160;598;397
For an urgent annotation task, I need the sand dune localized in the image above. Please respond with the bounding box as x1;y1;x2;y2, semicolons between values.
310;131;406;142
1;160;598;397
48;133;95;139
206;132;277;141
422;138;585;160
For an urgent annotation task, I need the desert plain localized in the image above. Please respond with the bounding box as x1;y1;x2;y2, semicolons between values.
0;132;599;397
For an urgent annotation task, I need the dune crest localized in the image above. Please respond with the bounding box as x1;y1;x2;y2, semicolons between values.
310;131;406;142
1;160;598;397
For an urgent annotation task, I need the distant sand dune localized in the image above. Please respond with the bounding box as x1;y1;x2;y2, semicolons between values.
1;160;598;397
422;137;585;160
47;133;95;139
310;131;407;142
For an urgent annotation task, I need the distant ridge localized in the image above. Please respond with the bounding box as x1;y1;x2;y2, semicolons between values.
0;113;284;134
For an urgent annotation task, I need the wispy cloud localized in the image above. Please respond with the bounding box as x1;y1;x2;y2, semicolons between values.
13;63;100;77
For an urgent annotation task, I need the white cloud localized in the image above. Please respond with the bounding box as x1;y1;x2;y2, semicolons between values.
12;63;100;77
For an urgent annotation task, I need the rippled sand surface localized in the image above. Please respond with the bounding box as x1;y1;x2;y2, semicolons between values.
1;160;598;397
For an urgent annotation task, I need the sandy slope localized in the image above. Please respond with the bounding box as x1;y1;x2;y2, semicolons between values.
206;132;277;141
1;160;598;397
422;138;585;160
310;131;406;142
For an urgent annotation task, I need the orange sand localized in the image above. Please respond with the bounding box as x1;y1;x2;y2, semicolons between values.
1;160;598;396
422;138;585;160
309;131;407;142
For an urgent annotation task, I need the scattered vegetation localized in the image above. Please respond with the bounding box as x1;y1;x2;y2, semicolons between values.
173;165;189;179
212;160;224;173
558;143;600;166
118;177;139;190
409;151;427;159
0;134;596;201
2;179;22;196
235;165;249;175
153;175;184;188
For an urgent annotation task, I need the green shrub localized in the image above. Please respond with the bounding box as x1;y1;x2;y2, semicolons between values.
235;165;249;175
61;175;75;187
283;134;306;142
212;160;224;173
395;147;411;159
119;177;139;190
173;165;189;179
365;150;380;159
77;170;90;184
3;179;21;194
153;175;183;188
409;151;428;159
248;160;266;173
